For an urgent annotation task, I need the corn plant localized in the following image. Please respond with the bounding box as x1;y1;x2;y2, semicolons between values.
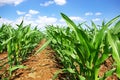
107;20;120;78
46;13;120;80
0;24;13;53
61;13;120;80
0;21;43;79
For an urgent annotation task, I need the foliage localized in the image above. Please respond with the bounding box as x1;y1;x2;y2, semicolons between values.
0;21;43;79
46;13;120;80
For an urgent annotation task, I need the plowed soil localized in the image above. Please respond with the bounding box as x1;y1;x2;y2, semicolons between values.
10;39;60;80
0;39;119;80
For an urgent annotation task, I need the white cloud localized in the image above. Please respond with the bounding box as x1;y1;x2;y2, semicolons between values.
16;10;26;15
95;12;102;16
25;14;32;17
40;0;66;7
15;17;34;25
92;18;100;21
0;18;13;24
0;0;24;6
54;0;66;5
40;1;54;7
29;10;39;15
59;19;64;22
0;15;86;30
85;12;93;16
69;16;85;21
36;16;57;24
60;16;85;23
85;12;102;16
0;14;58;30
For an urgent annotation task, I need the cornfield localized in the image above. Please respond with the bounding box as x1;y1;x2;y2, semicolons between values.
0;13;120;80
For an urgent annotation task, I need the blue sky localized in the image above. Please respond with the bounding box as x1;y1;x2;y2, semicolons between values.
0;0;120;29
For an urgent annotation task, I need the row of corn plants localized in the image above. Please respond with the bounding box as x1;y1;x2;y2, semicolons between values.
0;21;43;79
46;13;120;80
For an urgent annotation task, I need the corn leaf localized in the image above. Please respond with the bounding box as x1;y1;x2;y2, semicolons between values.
107;31;120;78
61;13;90;59
35;39;52;54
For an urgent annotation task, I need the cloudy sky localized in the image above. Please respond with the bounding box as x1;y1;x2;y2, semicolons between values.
0;0;120;29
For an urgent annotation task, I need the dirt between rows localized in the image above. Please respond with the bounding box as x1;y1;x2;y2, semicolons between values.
10;39;60;80
0;39;119;80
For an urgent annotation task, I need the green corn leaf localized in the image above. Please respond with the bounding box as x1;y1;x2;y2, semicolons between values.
9;65;26;76
23;43;37;49
66;68;75;73
99;68;116;80
96;53;109;66
61;13;90;59
105;68;116;77
16;20;24;28
78;75;86;80
61;13;77;35
24;31;36;38
9;65;26;72
93;25;106;49
106;15;120;27
112;20;120;34
107;31;120;78
35;38;52;54
96;40;110;66
93;15;120;49
91;21;98;31
2;37;13;45
107;32;120;62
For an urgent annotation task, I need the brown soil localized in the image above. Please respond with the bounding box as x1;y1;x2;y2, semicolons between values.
0;39;119;80
99;56;118;80
10;39;60;80
0;51;8;78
